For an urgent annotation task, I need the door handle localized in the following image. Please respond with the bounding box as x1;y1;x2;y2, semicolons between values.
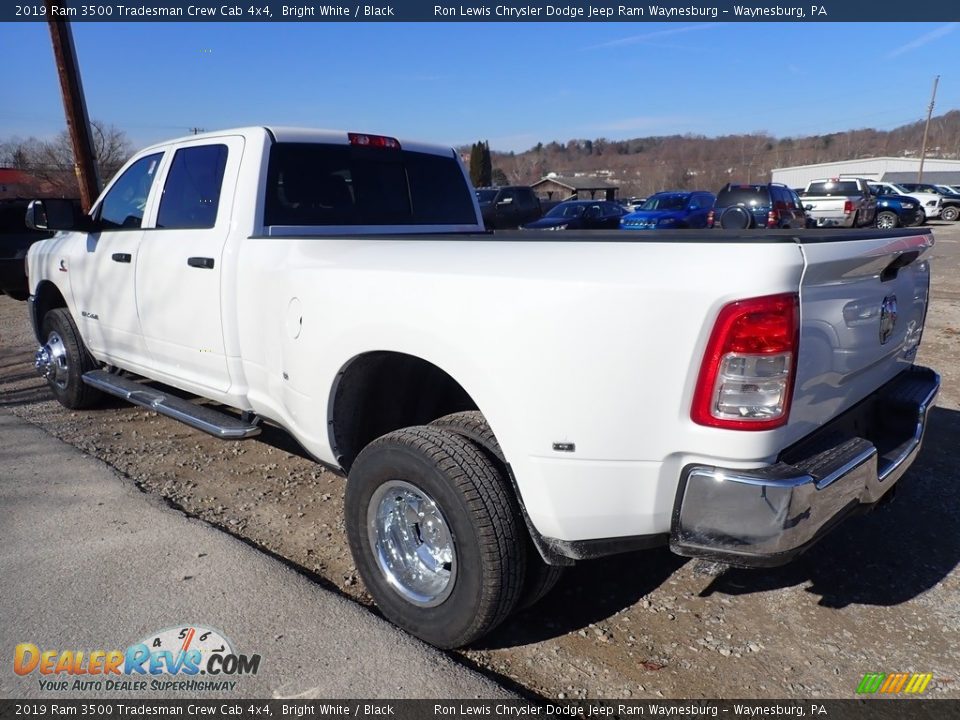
111;253;131;263
187;257;215;269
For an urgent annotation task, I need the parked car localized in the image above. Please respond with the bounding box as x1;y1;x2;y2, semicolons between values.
868;181;940;221
475;186;541;229
521;200;625;230
0;199;56;301
800;178;877;228
898;183;960;222
869;187;925;228
620;191;714;229
707;183;807;229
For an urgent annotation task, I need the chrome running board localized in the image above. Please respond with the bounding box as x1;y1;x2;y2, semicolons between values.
82;370;261;440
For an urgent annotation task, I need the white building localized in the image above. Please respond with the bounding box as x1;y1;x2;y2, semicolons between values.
771;157;960;188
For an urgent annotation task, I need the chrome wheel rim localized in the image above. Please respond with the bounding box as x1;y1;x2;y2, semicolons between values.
35;331;70;390
877;213;896;229
367;480;456;607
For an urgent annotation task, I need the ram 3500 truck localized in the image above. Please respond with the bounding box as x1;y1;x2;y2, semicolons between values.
26;127;939;648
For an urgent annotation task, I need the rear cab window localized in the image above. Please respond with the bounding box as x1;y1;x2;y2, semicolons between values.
264;143;477;230
717;186;769;207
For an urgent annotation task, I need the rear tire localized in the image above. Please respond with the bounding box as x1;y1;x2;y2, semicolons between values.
430;411;565;609
39;308;102;409
345;426;526;648
941;205;959;222
911;208;927;226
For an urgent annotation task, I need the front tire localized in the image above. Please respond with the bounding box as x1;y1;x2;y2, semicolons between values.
941;205;959;222
345;426;526;648
876;210;899;229
38;308;102;409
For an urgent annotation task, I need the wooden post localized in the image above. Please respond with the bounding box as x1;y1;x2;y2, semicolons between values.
45;0;100;211
917;75;940;185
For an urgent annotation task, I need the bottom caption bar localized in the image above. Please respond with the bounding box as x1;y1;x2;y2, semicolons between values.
1;700;957;720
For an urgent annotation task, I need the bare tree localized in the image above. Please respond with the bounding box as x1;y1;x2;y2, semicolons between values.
1;120;133;196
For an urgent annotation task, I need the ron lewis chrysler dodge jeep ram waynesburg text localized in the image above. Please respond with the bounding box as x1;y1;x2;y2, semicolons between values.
25;127;939;648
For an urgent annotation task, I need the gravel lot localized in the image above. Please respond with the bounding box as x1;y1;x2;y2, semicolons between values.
2;224;959;700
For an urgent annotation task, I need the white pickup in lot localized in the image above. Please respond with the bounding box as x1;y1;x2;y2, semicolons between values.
25;127;940;648
801;177;878;228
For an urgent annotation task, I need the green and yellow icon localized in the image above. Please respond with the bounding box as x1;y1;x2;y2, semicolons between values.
856;672;933;694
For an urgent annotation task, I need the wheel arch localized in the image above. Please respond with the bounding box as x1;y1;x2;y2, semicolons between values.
30;280;69;343
328;350;488;473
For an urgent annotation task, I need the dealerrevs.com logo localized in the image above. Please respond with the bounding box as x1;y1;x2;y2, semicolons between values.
14;625;261;693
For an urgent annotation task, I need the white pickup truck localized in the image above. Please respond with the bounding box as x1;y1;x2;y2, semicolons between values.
800;177;878;228
25;127;939;648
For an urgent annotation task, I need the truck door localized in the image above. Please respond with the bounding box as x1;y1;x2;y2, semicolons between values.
135;136;244;393
71;152;165;363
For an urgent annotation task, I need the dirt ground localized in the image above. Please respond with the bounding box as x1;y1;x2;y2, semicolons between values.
2;225;959;700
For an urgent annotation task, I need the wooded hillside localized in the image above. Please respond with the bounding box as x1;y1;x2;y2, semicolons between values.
479;110;960;197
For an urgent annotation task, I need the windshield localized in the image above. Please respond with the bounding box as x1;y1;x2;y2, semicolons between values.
475;190;497;203
545;203;586;219
641;194;688;211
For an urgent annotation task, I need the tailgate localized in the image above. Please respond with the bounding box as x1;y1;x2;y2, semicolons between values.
787;230;933;442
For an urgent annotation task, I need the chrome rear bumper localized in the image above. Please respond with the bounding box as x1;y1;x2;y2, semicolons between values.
670;366;939;567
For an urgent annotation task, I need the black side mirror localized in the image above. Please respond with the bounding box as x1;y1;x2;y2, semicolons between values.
25;199;85;231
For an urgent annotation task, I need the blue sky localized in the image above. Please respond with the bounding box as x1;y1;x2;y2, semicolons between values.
1;21;958;153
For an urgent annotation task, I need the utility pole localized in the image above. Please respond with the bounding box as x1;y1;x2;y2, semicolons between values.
45;0;100;212
917;74;940;184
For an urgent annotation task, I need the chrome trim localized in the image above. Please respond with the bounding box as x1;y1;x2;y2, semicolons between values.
35;331;69;390
367;480;456;607
671;367;940;566
81;369;261;440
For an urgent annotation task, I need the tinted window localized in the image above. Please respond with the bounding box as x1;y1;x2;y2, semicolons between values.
265;143;476;226
517;189;537;209
641;194;688;211
98;153;162;230
716;186;769;207
157;145;228;229
476;189;497;203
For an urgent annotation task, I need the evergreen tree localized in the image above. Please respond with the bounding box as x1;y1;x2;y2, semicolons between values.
469;142;483;187
480;141;493;187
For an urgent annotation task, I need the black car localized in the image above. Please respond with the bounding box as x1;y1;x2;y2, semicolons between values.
708;183;809;229
475;186;542;229
521;200;625;230
0;199;55;301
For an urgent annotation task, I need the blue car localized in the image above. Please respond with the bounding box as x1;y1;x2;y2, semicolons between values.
620;191;715;230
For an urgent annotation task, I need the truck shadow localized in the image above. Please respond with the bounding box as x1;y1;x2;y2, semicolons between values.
697;405;960;608
481;405;959;649
478;549;687;649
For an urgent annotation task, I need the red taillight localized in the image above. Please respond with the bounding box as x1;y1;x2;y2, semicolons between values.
706;210;715;228
691;293;799;430
348;132;401;149
844;200;854;214
766;210;778;228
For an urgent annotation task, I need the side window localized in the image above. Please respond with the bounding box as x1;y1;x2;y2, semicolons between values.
157;144;229;229
97;153;163;230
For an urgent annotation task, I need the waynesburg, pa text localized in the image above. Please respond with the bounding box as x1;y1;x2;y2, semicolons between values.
431;5;822;18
